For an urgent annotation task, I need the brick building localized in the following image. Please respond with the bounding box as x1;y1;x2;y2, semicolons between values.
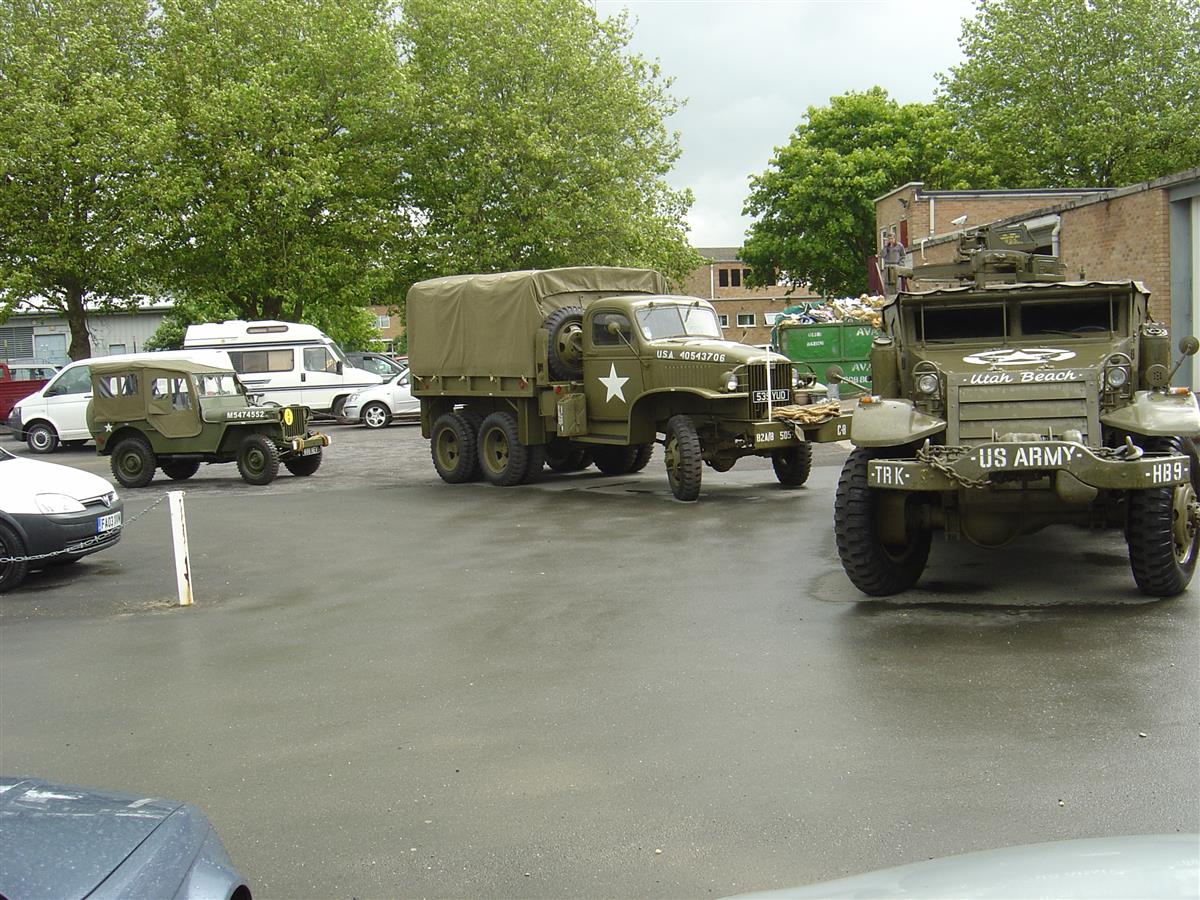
367;305;405;354
875;168;1200;388
680;248;822;346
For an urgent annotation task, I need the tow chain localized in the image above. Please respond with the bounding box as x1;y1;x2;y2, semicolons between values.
0;493;168;565
915;445;994;490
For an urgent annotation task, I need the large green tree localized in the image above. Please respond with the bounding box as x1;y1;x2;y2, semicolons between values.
0;0;169;359
940;0;1200;187
398;0;700;284
153;0;411;345
742;89;993;298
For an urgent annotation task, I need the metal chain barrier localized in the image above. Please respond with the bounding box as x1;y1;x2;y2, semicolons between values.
0;492;169;565
915;445;994;490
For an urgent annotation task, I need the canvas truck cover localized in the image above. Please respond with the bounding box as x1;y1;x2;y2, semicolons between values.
407;266;667;378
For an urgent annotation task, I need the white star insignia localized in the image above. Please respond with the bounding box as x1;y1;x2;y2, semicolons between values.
598;363;629;403
105;423;113;432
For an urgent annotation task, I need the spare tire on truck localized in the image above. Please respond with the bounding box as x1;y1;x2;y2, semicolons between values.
543;306;584;381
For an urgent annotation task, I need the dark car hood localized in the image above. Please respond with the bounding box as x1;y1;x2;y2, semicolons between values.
0;777;183;899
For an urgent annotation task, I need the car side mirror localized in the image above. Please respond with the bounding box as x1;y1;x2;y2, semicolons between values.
1179;336;1199;357
825;364;845;383
607;321;622;336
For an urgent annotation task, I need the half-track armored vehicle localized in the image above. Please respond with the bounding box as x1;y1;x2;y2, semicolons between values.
87;359;330;488
408;267;845;501
832;261;1200;597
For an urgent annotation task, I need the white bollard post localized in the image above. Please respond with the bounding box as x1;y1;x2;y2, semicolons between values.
168;490;193;607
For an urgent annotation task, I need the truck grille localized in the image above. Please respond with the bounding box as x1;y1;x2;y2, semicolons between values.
748;362;794;419
951;380;1096;445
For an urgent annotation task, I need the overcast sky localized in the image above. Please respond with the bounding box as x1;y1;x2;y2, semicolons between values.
593;0;978;248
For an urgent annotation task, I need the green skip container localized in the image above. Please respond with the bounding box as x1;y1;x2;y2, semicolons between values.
774;318;879;397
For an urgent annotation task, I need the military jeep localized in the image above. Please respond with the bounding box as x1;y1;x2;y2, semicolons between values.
832;274;1200;598
86;359;331;488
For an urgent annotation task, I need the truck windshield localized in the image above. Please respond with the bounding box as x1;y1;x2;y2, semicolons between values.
636;305;722;340
1020;296;1122;336
914;304;1007;342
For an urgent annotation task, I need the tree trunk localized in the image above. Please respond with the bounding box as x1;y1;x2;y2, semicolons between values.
65;285;92;361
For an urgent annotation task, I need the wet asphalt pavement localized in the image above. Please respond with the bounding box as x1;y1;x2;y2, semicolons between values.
1;425;1197;898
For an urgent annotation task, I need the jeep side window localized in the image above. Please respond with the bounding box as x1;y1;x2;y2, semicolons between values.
45;366;91;396
304;347;337;373
151;376;191;410
593;313;632;346
97;373;139;398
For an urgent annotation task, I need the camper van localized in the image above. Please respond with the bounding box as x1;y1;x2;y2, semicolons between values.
183;320;382;416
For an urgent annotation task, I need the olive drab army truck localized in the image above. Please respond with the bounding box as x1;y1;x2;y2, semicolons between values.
833;226;1200;597
408;267;845;501
86;359;330;488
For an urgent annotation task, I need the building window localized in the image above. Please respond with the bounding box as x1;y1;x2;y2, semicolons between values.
718;268;729;288
743;269;752;285
718;314;729;327
736;314;755;327
374;314;391;329
108;344;127;355
763;313;783;326
730;269;741;288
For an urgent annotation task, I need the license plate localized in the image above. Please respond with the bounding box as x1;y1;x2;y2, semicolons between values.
301;446;320;456
752;388;790;403
97;511;122;533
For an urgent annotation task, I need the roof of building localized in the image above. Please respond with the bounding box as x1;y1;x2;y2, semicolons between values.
695;247;743;263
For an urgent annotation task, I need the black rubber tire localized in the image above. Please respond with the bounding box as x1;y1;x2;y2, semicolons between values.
331;396;347;419
431;412;481;483
629;443;654;473
592;445;640;475
0;520;30;593
361;401;391;429
664;415;702;501
160;459;200;481
477;411;530;486
545;441;591;472
522;444;546;484
1126;437;1198;597
25;422;58;454
834;447;931;596
110;435;157;488
543;306;585;380
237;434;280;485
772;441;813;487
284;452;322;477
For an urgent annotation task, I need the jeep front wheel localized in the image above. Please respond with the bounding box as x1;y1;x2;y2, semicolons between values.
111;435;157;488
772;441;812;487
431;412;481;483
284;452;322;477
834;447;931;596
1126;438;1198;596
237;434;280;485
477;411;529;486
664;415;702;501
161;460;200;481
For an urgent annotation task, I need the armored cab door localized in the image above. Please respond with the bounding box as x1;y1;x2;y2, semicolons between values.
147;371;202;438
583;309;645;422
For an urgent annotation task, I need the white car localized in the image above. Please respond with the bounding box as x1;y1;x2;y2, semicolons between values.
341;370;419;428
0;448;123;592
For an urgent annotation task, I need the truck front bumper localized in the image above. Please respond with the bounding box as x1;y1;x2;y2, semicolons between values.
869;441;1191;491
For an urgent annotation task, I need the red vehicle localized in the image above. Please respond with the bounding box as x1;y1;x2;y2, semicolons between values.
0;363;57;423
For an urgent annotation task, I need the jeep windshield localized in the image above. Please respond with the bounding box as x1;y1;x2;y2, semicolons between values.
911;294;1126;344
196;374;243;397
635;304;722;340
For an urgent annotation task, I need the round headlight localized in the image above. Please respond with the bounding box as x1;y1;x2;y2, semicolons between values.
1106;366;1128;388
916;373;939;395
790;369;801;388
724;373;739;392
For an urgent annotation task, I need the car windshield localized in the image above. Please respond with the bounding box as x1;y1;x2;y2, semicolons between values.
635;304;722;340
195;373;243;397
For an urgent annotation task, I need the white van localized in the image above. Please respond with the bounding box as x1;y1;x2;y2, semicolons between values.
183;320;381;416
8;350;232;454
